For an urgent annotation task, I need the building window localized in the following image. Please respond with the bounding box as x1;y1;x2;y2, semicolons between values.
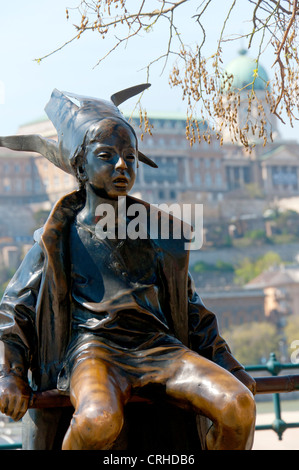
174;121;184;130
25;179;32;192
15;178;22;191
3;178;11;192
244;167;251;184
234;167;240;181
204;158;211;169
34;179;41;192
205;173;212;187
194;174;201;185
215;159;221;169
144;157;178;184
193;159;200;169
215;172;222;187
272;165;298;189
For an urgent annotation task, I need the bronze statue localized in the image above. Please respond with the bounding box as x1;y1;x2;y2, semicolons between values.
0;84;256;450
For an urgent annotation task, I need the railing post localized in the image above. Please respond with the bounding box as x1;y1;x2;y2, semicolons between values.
266;352;282;376
266;353;287;440
272;393;287;440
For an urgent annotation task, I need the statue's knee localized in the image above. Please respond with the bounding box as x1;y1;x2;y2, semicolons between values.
235;388;256;421
71;405;124;449
221;388;256;432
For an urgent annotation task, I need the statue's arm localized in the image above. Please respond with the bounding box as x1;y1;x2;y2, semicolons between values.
187;273;243;372
0;242;44;419
187;273;256;393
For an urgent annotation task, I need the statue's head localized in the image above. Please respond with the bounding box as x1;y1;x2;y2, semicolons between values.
0;84;157;193
75;116;138;198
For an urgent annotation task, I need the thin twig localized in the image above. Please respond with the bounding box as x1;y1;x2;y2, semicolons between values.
92;23;143;68
249;0;263;48
34;32;82;62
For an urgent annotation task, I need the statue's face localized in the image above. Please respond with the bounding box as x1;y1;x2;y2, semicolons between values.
84;118;137;199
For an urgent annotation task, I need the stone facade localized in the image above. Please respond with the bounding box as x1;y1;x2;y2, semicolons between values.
201;288;265;331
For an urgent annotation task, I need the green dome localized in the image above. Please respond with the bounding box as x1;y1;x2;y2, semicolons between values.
224;49;269;91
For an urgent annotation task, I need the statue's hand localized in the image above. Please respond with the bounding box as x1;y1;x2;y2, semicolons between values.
0;374;32;421
232;369;256;395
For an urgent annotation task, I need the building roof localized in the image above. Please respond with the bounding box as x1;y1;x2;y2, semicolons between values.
246;266;299;289
258;144;299;163
224;49;269;91
202;288;264;299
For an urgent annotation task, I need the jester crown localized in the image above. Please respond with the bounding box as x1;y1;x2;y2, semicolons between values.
0;83;157;174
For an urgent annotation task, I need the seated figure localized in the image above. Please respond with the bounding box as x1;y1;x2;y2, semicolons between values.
0;84;256;450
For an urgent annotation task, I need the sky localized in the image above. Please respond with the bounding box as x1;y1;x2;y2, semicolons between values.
0;0;297;142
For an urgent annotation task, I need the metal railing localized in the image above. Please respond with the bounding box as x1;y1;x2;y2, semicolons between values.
245;352;299;440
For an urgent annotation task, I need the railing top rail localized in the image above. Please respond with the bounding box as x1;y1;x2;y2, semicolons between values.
245;353;299;376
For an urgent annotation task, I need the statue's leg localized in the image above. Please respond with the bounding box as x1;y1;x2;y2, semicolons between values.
61;358;130;450
164;351;256;450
